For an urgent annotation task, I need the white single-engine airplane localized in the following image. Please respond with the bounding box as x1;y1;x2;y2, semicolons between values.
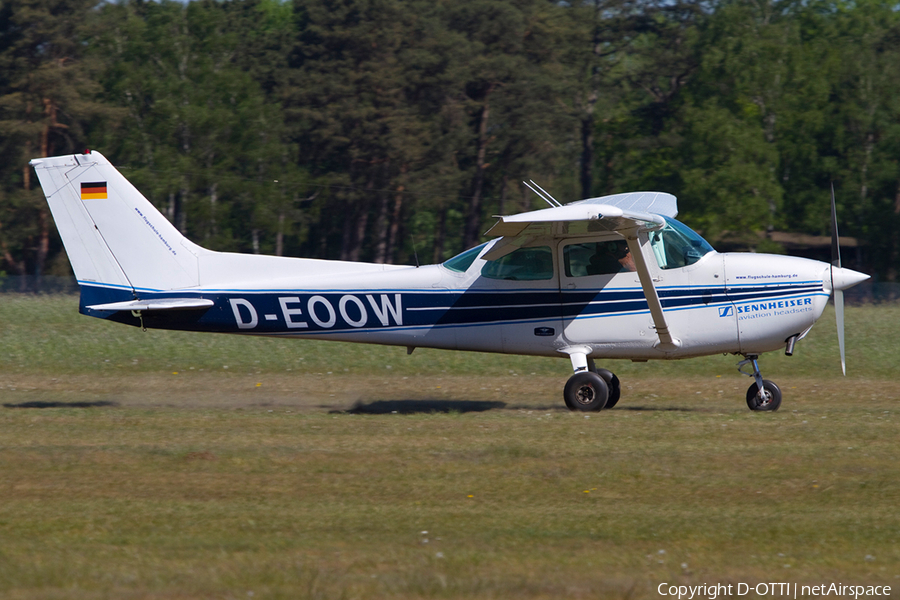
31;151;869;411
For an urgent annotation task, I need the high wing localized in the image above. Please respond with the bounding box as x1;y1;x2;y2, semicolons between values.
485;191;681;353
574;190;677;217
485;191;676;239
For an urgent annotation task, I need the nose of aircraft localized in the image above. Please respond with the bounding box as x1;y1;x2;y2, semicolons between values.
829;265;870;291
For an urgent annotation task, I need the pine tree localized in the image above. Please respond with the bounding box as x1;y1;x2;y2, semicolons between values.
0;0;107;285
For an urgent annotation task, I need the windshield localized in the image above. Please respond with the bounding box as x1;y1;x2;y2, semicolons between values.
649;218;715;270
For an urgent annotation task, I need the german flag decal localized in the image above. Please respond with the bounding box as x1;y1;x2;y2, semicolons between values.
81;181;107;200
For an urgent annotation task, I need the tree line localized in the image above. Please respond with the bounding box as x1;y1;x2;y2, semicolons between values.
1;0;899;287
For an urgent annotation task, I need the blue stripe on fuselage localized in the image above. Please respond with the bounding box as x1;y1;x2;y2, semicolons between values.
76;281;824;334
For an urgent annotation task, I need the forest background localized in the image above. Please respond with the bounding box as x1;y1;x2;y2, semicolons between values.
2;0;900;289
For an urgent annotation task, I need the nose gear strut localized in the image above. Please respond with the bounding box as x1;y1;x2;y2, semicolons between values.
737;355;782;411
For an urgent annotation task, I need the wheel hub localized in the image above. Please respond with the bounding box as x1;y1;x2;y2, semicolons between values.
574;384;595;405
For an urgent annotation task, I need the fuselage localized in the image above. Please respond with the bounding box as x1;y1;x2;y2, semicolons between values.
83;229;834;362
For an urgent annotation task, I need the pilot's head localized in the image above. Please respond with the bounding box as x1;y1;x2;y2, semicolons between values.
602;240;629;259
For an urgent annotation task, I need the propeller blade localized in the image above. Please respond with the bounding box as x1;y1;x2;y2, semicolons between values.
830;182;841;269
835;288;846;376
830;183;846;375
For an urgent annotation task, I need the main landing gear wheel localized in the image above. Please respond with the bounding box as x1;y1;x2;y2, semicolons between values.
594;368;621;409
564;371;609;412
746;380;782;412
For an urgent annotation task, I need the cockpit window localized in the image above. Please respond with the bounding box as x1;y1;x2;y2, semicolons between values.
649;218;714;270
481;246;553;280
442;242;487;273
564;240;634;277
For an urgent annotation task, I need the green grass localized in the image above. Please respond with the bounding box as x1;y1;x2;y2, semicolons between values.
1;295;899;599
2;294;899;379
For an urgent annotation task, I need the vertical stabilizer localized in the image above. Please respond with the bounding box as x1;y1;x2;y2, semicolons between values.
30;152;202;292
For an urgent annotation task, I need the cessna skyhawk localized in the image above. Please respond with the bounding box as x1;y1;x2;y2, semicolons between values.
30;151;869;411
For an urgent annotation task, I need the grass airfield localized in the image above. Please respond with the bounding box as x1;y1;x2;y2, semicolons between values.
1;296;899;599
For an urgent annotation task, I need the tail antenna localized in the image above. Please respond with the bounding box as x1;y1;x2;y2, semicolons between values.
523;180;562;208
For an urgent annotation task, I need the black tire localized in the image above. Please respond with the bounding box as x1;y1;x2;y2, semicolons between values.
746;380;782;411
564;371;609;412
594;368;621;409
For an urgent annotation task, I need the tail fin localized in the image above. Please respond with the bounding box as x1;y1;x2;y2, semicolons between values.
30;151;202;293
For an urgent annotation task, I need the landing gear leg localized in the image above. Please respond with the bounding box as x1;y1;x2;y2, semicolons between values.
737;355;782;411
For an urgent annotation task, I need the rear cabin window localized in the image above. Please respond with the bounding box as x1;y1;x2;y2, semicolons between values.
481;246;554;281
442;242;487;273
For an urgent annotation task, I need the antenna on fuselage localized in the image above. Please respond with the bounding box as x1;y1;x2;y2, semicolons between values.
410;234;420;268
523;180;562;208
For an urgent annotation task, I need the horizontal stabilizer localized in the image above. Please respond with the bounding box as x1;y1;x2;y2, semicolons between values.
86;298;214;312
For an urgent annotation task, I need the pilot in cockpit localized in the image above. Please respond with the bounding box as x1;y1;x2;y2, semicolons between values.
587;240;637;275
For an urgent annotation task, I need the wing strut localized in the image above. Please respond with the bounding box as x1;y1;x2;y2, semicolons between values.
624;230;681;351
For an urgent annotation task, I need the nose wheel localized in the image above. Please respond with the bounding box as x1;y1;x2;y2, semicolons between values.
738;355;782;411
746;380;782;411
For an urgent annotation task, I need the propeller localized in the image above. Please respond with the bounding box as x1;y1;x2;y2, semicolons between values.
830;183;846;376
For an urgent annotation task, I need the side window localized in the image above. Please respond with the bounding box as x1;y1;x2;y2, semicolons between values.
564;241;635;277
564;243;595;277
443;242;487;273
481;246;553;280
